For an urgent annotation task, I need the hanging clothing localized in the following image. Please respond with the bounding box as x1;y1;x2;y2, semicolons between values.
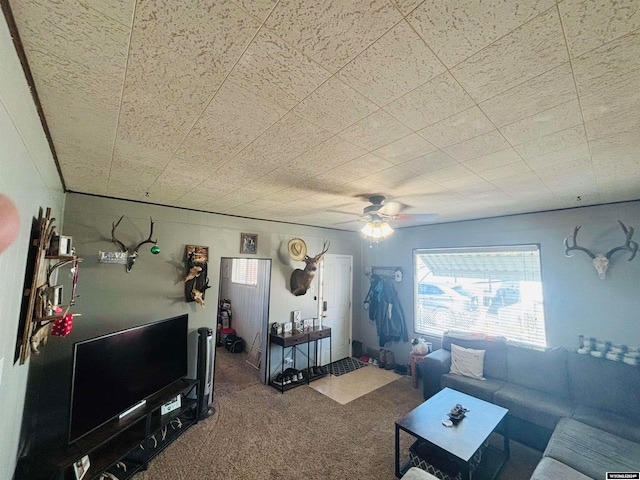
364;275;409;346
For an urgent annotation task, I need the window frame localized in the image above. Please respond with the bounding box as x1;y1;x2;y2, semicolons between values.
413;244;546;347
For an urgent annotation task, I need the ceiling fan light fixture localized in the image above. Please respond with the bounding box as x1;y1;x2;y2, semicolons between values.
361;220;394;240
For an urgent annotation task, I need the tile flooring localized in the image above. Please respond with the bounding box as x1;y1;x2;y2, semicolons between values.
309;363;405;404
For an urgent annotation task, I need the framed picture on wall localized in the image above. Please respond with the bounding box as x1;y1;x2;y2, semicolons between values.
240;233;258;254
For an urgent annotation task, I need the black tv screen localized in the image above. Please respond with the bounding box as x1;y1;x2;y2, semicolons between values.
69;314;188;443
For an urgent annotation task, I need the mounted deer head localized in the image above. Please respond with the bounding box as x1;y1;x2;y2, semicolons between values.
112;215;157;272
564;220;638;279
289;240;330;296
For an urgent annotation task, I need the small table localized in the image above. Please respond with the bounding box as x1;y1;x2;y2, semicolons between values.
409;352;428;389
395;388;509;479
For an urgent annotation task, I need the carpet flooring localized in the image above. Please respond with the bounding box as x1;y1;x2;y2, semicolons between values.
133;348;541;480
326;356;369;376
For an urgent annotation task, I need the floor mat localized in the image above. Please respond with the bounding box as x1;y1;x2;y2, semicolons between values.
309;364;403;404
327;357;368;376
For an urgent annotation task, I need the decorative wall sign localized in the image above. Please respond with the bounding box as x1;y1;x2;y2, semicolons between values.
240;233;258;254
98;251;128;264
184;245;210;307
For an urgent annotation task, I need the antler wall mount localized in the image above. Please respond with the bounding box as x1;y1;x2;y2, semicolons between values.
109;215;159;272
564;220;638;279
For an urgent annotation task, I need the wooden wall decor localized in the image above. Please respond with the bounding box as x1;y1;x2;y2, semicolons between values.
184;245;210;307
15;208;82;364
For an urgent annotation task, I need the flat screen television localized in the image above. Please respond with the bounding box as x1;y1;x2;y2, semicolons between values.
69;314;188;443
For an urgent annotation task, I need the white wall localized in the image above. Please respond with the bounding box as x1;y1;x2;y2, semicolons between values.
357;201;640;364
0;13;65;478
220;257;270;353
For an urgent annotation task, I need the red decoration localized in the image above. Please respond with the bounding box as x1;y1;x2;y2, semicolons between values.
51;314;73;337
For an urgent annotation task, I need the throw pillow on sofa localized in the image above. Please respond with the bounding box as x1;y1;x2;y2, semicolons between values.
450;343;486;380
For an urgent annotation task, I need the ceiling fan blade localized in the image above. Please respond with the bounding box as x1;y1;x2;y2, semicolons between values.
378;201;404;216
394;213;439;222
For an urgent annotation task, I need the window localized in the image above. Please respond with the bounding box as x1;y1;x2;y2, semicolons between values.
232;258;258;286
414;245;546;347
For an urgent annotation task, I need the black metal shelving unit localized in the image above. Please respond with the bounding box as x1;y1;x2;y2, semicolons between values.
268;327;331;393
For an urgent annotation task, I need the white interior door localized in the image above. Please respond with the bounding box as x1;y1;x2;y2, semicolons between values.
320;254;352;364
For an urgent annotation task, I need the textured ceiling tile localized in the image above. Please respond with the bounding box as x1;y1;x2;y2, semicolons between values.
107;159;163;200
338;110;412;150
480;62;577;128
337;19;445;105
451;8;567;102
462;148;523;173
559;0;640;58
292;77;378;134
363;165;416;187
499;100;583;146
265;0;401;72
293;136;368;174
534;156;594;177
117;2;261;154
541;171;597;191
515;124;587;160
74;0;134;26
572;33;640;123
391;0;425;16
232;0;277;21
23;43;125;115
170;80;286;172
55;142;110;194
417;106;495;149
400;151;458;175
524;143;591;170
492;172;551;195
11;0;131;71
228;27;331;111
313;167;363;187
372;134;437;164
424;164;474;183
408;0;555;68
477;160;533;181
444;130;511;162
239;112;334;168
384;72;475;130
584;106;640;142
439;173;492;191
339;154;395;177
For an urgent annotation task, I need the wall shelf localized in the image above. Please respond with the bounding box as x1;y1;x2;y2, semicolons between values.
17;207;82;364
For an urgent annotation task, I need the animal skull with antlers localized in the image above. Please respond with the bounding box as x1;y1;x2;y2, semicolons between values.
564;220;638;279
290;240;330;296
112;215;157;272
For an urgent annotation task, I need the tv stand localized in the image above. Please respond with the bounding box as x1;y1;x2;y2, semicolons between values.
38;379;200;480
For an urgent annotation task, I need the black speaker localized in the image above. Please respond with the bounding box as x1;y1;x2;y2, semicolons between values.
196;327;215;418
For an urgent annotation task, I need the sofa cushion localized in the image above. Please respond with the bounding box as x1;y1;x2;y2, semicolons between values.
443;333;507;380
506;345;569;398
572;403;640;444
568;352;640;421
530;457;591;480
493;383;573;430
440;374;505;403
449;343;485;380
544;418;640;480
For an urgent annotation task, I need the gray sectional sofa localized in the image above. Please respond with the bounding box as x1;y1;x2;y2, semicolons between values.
421;332;640;479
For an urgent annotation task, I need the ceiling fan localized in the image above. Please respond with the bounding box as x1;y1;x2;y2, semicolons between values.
360;195;438;223
357;195;438;241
